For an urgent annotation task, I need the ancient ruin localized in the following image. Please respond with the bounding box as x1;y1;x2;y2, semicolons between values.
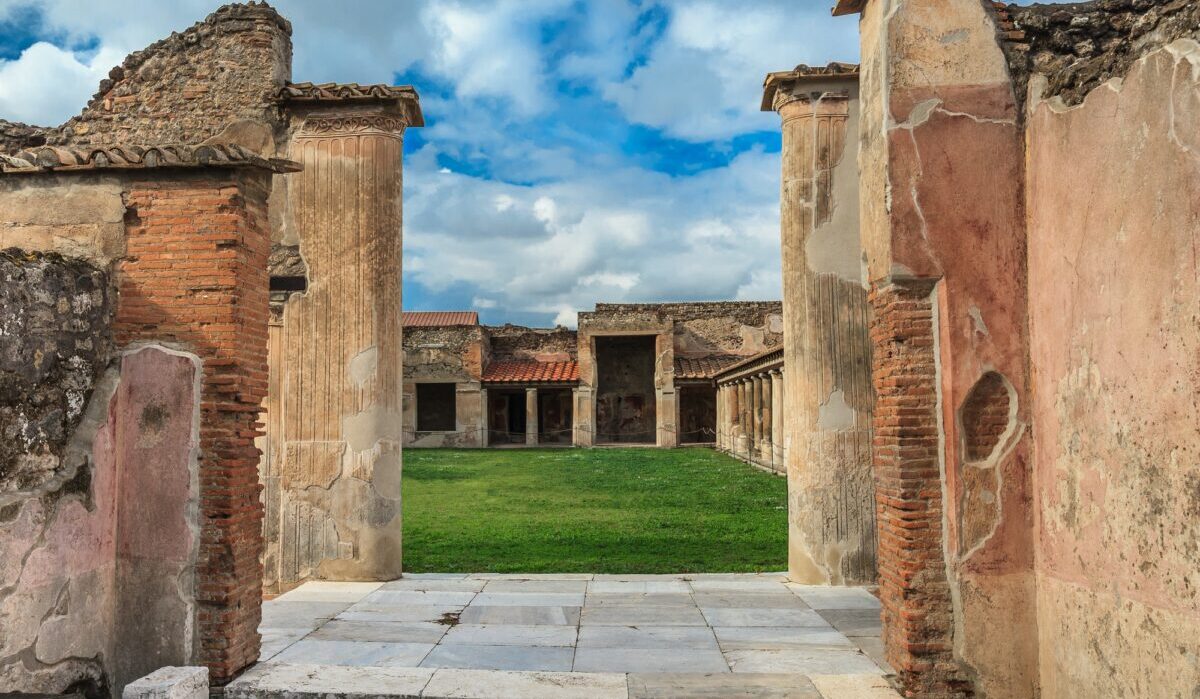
399;302;783;449
0;0;1196;697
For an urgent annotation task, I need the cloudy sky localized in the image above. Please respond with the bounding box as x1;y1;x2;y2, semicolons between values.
0;1;1060;327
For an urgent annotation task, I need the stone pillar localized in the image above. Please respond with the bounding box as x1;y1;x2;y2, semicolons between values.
771;370;785;468
715;385;725;450
480;388;490;447
269;93;421;585
760;373;773;463
526;387;539;446
727;383;738;452
737;381;750;455
767;68;876;585
750;375;763;455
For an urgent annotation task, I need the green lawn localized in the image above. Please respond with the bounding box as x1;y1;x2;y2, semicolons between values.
401;447;787;574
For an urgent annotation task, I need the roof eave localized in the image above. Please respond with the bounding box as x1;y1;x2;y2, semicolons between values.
832;0;867;17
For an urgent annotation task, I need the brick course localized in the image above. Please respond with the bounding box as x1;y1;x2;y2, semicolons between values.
868;280;972;698
114;170;272;683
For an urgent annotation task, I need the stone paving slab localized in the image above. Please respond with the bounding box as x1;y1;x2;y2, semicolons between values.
713;626;856;651
787;585;881;610
274;581;383;603
421;643;575;671
472;592;586;607
422;669;627;699
725;648;884;675
365;590;480;606
692;592;810;609
808;673;899;698
338;604;466;623
581;604;709;626
813;608;883;637
627;672;822;698
309;620;449;644
458;605;581;625
272;639;437;667
585;592;696;607
441;624;577;647
382;578;489;593
700;607;830;628
573;647;731;674
577;625;719;650
253;575;900;698
226;663;435;698
590;580;691;594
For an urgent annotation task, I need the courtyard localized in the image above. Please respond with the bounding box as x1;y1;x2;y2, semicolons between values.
401;448;788;574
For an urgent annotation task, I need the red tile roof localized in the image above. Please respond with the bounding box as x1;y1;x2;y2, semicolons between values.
483;360;579;384
402;311;479;327
674;356;742;380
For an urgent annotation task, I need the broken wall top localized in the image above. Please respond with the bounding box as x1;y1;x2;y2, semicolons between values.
44;2;293;150
998;0;1200;109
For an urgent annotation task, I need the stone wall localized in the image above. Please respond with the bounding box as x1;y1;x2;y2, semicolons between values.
0;250;111;496
47;3;291;150
848;0;1199;696
401;326;485;448
999;0;1200;110
593;301;782;358
487;324;576;362
856;0;1038;694
1025;39;1200;697
0;159;279;695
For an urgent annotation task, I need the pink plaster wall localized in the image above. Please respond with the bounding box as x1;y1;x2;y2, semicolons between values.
0;346;201;695
1026;42;1200;695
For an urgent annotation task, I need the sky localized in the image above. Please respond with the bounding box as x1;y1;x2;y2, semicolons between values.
0;0;1067;327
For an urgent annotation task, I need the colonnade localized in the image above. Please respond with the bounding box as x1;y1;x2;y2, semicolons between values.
715;353;785;473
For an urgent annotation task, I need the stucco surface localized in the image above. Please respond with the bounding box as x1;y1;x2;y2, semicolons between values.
859;1;1038;694
0;347;200;696
1027;40;1200;696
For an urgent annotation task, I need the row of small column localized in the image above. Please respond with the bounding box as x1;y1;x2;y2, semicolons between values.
715;368;785;472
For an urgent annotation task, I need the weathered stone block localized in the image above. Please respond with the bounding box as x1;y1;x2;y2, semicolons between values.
122;666;208;699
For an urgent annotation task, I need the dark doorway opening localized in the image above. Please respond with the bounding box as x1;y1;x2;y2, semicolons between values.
595;335;656;444
678;384;716;444
488;390;527;444
416;382;456;432
538;388;573;444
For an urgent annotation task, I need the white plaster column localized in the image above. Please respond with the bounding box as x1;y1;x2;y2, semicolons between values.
751;375;763;457
480;388;489;447
526;387;538;446
761;373;773;463
770;370;784;467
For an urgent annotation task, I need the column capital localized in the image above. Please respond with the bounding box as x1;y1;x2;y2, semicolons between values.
760;62;859;113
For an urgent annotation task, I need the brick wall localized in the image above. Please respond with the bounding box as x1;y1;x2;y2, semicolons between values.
960;372;1009;462
114;170;271;683
868;280;971;698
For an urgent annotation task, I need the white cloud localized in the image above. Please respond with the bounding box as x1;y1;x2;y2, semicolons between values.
471;296;498;308
603;0;859;141
0;42;124;125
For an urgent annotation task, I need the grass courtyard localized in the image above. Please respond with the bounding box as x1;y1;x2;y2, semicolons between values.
401;447;787;574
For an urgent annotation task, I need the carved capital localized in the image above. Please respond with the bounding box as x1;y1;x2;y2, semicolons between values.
300;114;408;136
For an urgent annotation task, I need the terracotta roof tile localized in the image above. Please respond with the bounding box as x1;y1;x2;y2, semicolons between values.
280;82;424;126
0;143;301;175
674;356;743;380
483;360;579;384
402;311;479;327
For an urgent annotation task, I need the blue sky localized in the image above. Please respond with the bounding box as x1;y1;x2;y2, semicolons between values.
0;0;1066;327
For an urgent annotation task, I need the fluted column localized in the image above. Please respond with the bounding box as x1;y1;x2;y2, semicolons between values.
715;385;725;449
737;381;749;455
771;370;785;467
751;375;763;456
761;373;773;463
269;98;419;585
770;70;875;584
